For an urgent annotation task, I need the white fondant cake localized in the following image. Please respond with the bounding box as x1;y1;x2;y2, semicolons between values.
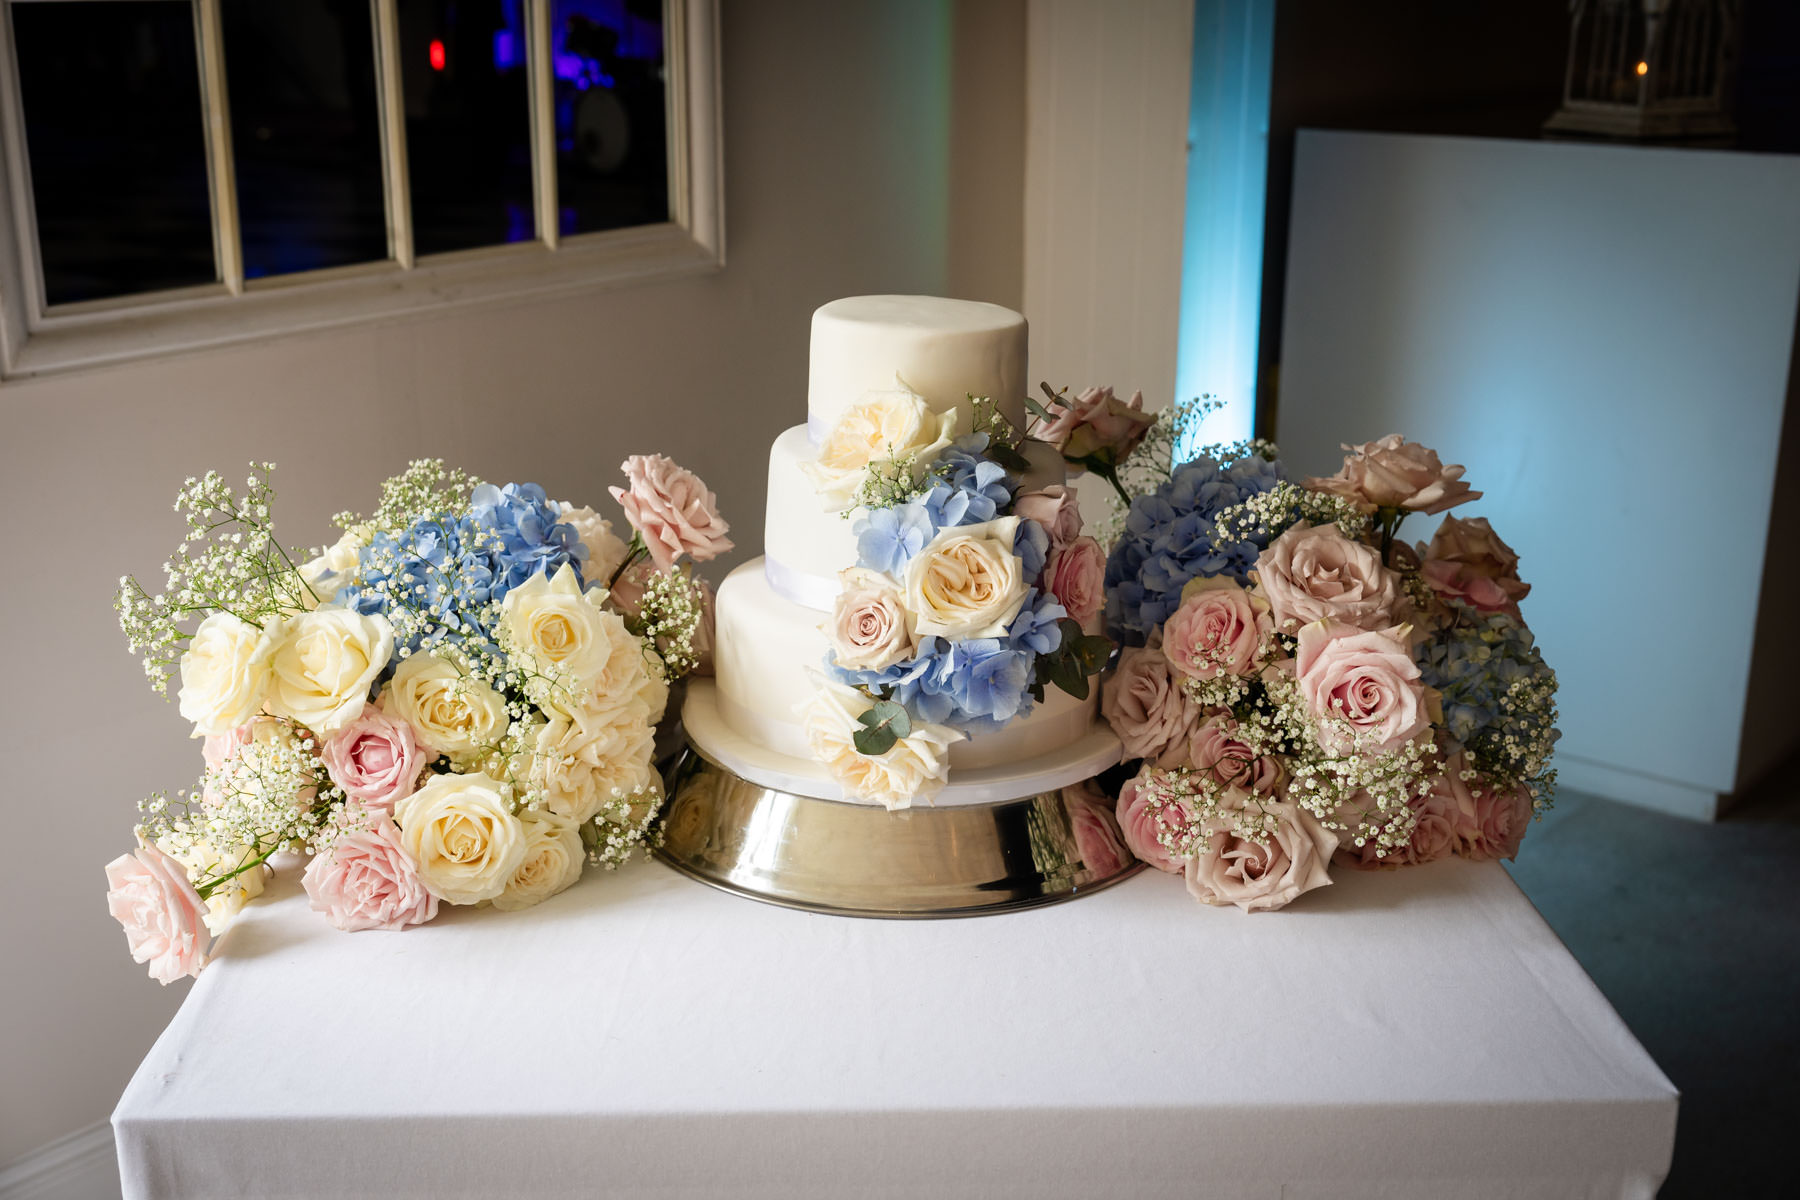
689;295;1120;806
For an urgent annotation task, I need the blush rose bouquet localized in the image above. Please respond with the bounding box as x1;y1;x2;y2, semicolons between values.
107;456;726;981
1096;431;1559;912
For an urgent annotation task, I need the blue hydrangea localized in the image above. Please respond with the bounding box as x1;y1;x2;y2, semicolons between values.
1416;605;1559;777
1104;454;1285;644
339;512;506;655
854;502;935;578
469;482;585;593
1013;519;1049;585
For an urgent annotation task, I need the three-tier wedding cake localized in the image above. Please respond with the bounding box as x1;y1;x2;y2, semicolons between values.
681;296;1121;809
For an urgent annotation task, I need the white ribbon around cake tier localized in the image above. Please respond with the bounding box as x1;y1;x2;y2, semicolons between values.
763;555;842;612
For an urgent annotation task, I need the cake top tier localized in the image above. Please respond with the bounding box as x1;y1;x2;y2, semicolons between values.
807;296;1027;437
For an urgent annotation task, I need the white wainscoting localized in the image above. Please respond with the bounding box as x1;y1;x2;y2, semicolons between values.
0;1124;118;1200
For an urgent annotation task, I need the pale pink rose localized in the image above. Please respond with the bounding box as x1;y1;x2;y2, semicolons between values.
1254;521;1405;632
1102;639;1202;762
1174;714;1282;794
1114;771;1189;874
303;820;439;932
1463;779;1533;862
1295;621;1434;756
1162;576;1273;681
1013;484;1083;549
1336;770;1467;870
609;454;733;571
200;724;254;807
1063;782;1131;877
321;708;423;816
1419;516;1530;616
105;839;211;984
1044;536;1106;624
829;567;913;671
1031;386;1157;463
1185;791;1339;912
1305;434;1480;515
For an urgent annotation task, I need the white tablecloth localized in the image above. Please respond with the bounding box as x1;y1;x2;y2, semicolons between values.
112;858;1676;1199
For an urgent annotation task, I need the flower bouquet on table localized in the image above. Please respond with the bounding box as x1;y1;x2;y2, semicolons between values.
105;455;730;983
1090;425;1559;912
801;392;1114;809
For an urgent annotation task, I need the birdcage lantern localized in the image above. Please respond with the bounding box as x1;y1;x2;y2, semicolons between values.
1544;0;1740;142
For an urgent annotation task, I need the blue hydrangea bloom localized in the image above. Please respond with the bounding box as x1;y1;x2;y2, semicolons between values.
339;513;506;656
1006;587;1067;656
469;482;585;593
1014;519;1049;584
1416;605;1558;767
853;502;936;577
1103;454;1285;645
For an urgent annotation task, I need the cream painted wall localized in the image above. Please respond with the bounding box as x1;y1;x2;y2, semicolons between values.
0;0;1025;1167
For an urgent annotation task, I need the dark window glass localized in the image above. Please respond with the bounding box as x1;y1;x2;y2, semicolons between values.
221;0;388;277
13;2;215;306
398;0;536;254
550;0;668;237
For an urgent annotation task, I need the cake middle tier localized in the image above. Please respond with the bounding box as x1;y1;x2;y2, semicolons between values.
712;559;1099;771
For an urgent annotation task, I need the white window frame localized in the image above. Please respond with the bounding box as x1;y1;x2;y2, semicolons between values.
0;0;723;382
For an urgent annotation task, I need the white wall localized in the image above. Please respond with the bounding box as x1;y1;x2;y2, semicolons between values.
1276;130;1800;819
0;0;1026;1169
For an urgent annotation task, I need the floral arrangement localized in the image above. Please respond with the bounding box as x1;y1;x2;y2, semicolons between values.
1095;432;1560;912
799;386;1113;809
105;455;729;983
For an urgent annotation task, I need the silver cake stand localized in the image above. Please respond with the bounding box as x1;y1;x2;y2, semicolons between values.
654;682;1141;918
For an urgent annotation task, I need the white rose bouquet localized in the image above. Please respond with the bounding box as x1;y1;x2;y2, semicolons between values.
1097;418;1561;913
801;398;1114;810
106;457;724;982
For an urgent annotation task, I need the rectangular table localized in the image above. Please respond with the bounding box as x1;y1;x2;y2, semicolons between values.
113;857;1677;1199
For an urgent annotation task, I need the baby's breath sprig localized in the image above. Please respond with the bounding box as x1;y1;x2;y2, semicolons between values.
333;458;482;541
581;778;666;867
114;464;313;696
849;451;937;512
627;565;708;680
1211;479;1373;550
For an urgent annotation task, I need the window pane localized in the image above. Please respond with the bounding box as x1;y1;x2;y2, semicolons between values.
550;0;669;237
12;2;215;306
221;0;388;278
398;0;536;254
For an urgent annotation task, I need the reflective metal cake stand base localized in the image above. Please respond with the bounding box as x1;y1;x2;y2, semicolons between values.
654;746;1144;919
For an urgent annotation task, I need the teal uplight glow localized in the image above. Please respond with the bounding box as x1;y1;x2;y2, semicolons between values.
1174;0;1276;461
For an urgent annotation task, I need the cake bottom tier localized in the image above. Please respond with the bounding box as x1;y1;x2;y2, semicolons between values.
711;559;1100;772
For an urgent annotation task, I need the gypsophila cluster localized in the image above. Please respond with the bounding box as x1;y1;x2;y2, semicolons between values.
114;464;313;694
1211;478;1373;549
334;458;481;542
628;566;706;679
849;450;936;512
581;781;666;867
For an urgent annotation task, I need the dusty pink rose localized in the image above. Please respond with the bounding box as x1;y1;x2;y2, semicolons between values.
1044;536;1106;624
1254;521;1405;632
1463;778;1533;862
302;820;439;932
1419;516;1530;616
1102;639;1202;762
1186;791;1339;912
1064;782;1131;877
1336;769;1469;870
1114;770;1188;874
1013;484;1083;549
829;567;913;671
1295;621;1434;756
609;454;733;571
1031;386;1157;463
321;708;423;815
105;839;211;984
1174;714;1282;794
1305;435;1480;515
1162;576;1273;681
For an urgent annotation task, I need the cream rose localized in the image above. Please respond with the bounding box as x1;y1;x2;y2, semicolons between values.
177;613;278;737
1294;621;1434;756
500;562;616;691
1185;790;1339;913
1305;434;1480;514
265;610;393;734
381;652;508;759
801;386;959;510
901;517;1029;641
828;567;914;671
557;502;629;587
297;530;366;608
394;771;528;905
1254;521;1406;632
531;700;657;824
799;679;962;811
493;813;586;912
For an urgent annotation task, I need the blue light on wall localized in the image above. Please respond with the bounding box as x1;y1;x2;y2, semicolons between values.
1174;0;1275;460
